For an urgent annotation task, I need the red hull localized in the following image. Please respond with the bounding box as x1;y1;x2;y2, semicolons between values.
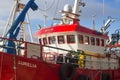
0;52;120;80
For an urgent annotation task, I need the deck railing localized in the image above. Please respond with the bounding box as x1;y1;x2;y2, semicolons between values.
0;37;119;70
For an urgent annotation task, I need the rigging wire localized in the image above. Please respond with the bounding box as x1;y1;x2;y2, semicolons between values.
38;0;55;12
36;0;57;26
37;0;61;26
37;0;75;26
52;0;60;21
52;0;66;19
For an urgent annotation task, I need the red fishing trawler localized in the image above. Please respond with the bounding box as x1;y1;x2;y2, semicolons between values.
0;0;120;80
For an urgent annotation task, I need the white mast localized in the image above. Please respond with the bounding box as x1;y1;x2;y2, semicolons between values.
72;0;80;14
72;0;85;19
2;0;19;37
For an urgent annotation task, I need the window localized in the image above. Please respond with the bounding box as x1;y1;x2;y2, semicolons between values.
91;37;95;45
84;36;89;44
48;36;56;44
43;38;47;45
39;38;42;44
101;39;104;46
96;38;100;46
78;35;83;44
58;36;65;44
67;35;75;43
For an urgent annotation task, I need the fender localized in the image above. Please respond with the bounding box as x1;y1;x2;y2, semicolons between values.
59;63;76;80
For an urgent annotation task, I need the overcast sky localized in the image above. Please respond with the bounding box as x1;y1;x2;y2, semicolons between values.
0;0;120;38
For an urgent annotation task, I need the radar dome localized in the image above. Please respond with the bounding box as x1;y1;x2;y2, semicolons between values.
63;4;72;12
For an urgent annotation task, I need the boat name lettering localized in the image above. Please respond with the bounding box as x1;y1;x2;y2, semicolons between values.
45;28;54;32
18;60;37;68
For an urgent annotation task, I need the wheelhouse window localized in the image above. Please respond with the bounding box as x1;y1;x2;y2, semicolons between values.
101;39;104;46
67;35;75;43
91;37;95;45
48;36;56;44
96;38;100;46
84;36;89;44
43;37;47;45
78;35;83;44
58;35;65;44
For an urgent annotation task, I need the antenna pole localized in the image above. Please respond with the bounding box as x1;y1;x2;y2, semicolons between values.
102;0;105;24
44;15;48;27
44;1;48;27
92;14;96;30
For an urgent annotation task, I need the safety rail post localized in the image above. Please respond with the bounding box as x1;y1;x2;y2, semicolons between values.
13;54;17;80
39;39;43;60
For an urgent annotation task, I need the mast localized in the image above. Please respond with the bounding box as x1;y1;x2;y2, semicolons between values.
60;0;85;24
72;0;85;19
72;0;80;15
2;0;19;37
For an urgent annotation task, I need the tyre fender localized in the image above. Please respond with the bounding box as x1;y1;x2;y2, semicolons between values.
59;63;75;80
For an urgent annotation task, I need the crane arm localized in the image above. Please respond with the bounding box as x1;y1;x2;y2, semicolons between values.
6;0;38;39
101;18;115;33
4;0;38;54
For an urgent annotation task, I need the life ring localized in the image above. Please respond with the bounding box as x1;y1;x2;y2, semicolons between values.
59;63;75;80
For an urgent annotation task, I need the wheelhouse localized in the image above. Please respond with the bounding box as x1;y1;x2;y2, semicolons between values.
35;23;109;55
